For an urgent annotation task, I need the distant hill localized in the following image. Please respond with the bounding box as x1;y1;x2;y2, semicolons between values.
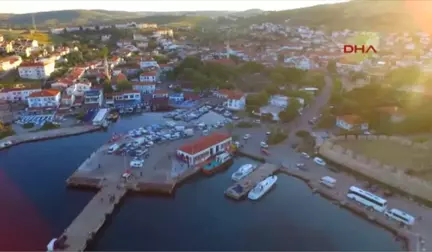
0;9;260;29
2;1;429;32
233;0;432;32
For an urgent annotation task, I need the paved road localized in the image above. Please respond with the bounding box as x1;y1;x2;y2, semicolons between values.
287;73;334;143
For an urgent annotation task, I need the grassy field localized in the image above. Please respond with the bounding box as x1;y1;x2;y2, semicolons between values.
0;29;52;44
335;140;432;175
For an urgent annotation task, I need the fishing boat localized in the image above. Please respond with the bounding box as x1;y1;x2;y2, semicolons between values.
248;175;278;200
201;152;233;175
231;164;257;181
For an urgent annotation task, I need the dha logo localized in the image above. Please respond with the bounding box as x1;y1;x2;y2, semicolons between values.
343;45;377;54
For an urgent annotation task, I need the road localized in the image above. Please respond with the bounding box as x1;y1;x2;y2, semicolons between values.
287;72;334;144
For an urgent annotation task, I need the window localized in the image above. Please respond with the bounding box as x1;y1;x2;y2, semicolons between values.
393;213;409;222
349;190;385;207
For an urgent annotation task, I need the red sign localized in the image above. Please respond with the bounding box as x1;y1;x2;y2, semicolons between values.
343;45;377;54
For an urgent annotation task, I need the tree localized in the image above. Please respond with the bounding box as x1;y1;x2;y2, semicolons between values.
103;83;114;94
173;87;182;93
147;40;158;51
116;80;132;92
279;98;301;123
270;72;285;85
327;60;337;73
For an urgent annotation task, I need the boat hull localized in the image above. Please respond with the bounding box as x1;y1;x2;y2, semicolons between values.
248;176;278;200
201;159;233;175
232;164;256;181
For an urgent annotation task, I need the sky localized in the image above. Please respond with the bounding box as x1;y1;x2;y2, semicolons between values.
1;0;348;14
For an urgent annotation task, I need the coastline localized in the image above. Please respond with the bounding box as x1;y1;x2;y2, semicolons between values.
0;125;102;150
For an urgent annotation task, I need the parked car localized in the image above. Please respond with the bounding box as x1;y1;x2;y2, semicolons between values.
260;142;268;148
243;134;251;140
313;157;326;166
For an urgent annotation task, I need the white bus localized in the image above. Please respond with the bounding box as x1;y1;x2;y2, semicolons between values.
347;186;387;212
384;208;415;226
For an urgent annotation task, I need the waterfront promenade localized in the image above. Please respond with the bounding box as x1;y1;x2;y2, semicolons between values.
61;182;127;251
0;125;101;150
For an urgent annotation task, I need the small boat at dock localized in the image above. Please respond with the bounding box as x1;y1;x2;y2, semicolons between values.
232;164;257;181
248;175;278;200
201;152;233;175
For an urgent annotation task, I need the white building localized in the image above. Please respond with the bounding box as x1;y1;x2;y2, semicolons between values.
139;58;159;69
113;90;141;101
27;89;61;108
215;89;246;111
176;132;232;166
132;82;156;94
83;89;103;106
18;60;55;79
270;95;289;107
336;115;369;131
0;87;41;102
66;82;92;96
139;71;159;82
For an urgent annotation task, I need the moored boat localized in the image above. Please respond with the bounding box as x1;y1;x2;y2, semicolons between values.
231;164;257;181
201;152;233;175
248;175;278;200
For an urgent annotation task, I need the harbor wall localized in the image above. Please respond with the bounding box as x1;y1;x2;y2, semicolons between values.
319;135;432;203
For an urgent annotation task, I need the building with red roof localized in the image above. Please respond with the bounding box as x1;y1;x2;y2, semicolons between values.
177;132;232;165
27;89;61;108
336;114;369;132
215;89;246;111
0;87;41;102
139;71;159;83
18;59;55;80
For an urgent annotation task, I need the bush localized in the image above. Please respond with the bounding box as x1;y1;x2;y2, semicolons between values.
76;112;85;121
296;130;310;138
413;136;429;143
39;122;60;131
22;123;34;129
0;129;15;139
236;121;254;128
267;129;288;145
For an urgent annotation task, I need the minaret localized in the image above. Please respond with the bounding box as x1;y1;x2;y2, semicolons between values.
226;29;231;59
104;56;111;81
32;13;37;31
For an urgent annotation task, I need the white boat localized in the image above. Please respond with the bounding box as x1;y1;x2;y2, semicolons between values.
248;175;278;200
47;238;56;252
231;164;257;181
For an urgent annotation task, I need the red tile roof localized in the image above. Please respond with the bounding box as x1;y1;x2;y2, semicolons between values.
28;89;60;98
140;71;158;76
178;132;231;155
20;60;54;67
337;115;365;125
217;89;244;100
113;90;140;96
132;82;155;86
154;89;168;95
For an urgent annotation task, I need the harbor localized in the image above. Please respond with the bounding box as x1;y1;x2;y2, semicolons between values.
0;125;102;150
225;163;279;200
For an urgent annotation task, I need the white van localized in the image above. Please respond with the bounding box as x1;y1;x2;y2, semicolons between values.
319;176;336;188
384;208;415;226
107;143;120;154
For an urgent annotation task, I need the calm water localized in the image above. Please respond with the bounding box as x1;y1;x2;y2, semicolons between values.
0;114;402;251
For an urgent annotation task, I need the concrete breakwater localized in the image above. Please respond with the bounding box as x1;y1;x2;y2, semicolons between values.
0;125;102;151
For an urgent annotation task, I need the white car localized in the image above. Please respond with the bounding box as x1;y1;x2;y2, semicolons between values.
313;157;326;166
266;131;271;135
301;152;310;159
243;134;251;140
260;142;269;148
130;159;145;168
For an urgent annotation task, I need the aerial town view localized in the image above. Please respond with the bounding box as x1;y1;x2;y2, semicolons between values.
1;0;432;251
